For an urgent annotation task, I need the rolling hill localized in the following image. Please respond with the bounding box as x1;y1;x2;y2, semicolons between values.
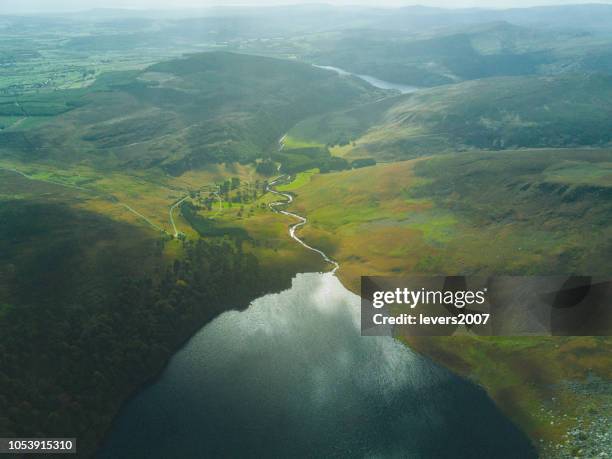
0;51;380;175
294;22;563;87
290;73;612;161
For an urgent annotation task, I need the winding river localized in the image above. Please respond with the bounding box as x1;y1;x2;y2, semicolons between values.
266;174;339;273
98;73;536;458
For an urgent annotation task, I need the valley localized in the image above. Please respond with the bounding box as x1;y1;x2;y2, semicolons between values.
1;5;611;458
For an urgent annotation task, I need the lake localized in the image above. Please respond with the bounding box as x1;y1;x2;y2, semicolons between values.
99;272;536;458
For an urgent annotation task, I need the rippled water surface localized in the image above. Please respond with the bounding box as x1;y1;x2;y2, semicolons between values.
99;273;535;458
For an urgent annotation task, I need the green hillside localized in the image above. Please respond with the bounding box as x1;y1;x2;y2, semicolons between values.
297;23;557;86
237;21;612;87
0;52;380;175
0;167;318;456
293;73;612;161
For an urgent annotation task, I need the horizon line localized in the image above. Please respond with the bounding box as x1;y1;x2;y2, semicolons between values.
3;2;612;16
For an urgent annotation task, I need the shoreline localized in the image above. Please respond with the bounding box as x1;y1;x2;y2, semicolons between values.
93;262;304;457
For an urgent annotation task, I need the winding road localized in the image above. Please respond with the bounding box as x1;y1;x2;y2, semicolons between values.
1;166;167;234
169;195;190;238
210;190;223;218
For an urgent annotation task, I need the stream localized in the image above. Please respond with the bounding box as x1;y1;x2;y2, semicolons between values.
266;175;339;273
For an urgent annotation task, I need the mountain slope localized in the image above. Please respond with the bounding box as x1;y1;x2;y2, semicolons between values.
292;73;612;161
0;52;380;175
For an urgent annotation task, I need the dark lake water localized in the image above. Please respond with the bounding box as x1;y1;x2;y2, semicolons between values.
99;272;536;458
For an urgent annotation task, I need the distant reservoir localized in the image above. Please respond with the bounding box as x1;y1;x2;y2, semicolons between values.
314;64;419;94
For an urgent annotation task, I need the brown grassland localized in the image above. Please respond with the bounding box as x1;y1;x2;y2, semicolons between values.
277;153;612;454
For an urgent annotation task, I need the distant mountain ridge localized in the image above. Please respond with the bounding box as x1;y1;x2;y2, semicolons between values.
291;72;612;160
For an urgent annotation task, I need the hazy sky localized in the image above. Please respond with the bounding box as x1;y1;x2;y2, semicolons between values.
3;0;612;14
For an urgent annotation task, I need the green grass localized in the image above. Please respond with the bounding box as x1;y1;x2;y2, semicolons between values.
282;136;324;150
543;160;612;187
284;147;612;293
0;116;22;130
276;168;319;191
287;96;398;150
402;335;612;456
400;210;458;246
5;116;53;131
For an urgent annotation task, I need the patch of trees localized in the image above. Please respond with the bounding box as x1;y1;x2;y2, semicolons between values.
351;158;377;169
181;201;250;241
0;201;286;456
272;147;350;174
319;156;349;173
256;160;277;176
325;133;353;148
